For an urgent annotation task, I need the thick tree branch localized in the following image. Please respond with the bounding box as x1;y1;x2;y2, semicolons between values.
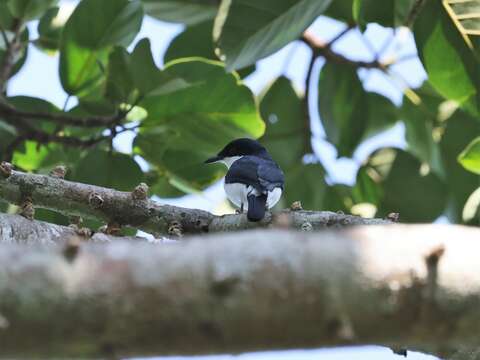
0;213;166;245
0;167;391;235
0;225;479;357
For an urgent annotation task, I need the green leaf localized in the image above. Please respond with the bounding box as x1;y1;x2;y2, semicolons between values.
323;184;353;213
459;137;480;174
318;62;368;157
165;21;216;63
59;0;143;96
134;58;265;193
64;0;143;50
353;0;415;28
282;163;327;211
214;0;332;71
105;47;135;103
141;0;218;25
364;148;447;222
259;77;305;170
325;0;354;23
35;208;69;226
361;92;399;141
165;21;256;78
440;111;480;223
12;141;51;171
7;0;58;20
72;149;143;191
414;0;480;114
352;165;382;205
0;120;17;156
401;84;445;178
35;7;63;52
0;2;15;30
7;96;59;133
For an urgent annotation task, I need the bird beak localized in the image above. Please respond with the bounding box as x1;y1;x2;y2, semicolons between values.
204;156;222;164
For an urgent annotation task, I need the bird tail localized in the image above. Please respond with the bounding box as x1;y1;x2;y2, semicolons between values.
247;194;267;222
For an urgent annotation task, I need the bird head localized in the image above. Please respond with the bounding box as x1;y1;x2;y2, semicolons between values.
204;138;268;167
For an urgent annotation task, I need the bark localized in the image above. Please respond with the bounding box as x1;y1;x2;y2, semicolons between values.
0;169;391;235
0;225;479;358
0;213;167;245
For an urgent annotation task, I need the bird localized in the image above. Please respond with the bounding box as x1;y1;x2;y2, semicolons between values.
205;138;284;222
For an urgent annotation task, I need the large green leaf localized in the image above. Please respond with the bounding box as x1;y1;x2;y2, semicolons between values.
141;0;218;25
363;148;447;222
318;62;368;157
64;0;143;50
105;46;135;103
213;0;332;71
414;0;480;115
134;58;265;193
164;21;256;78
164;21;215;63
259;77;305;171
440;112;480;222
59;0;143;96
72;149;143;191
7;0;58;20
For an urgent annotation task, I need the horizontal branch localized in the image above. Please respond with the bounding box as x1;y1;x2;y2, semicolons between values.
0;99;125;128
0;213;166;245
302;31;387;70
0;225;479;358
0;167;391;235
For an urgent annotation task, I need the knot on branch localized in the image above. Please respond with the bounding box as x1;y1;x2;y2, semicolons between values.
63;236;82;263
168;221;183;238
88;192;104;209
386;212;400;222
99;221;121;236
49;165;67;179
131;182;149;200
301;222;313;232
290;201;303;211
0;161;12;178
68;224;92;238
19;197;34;220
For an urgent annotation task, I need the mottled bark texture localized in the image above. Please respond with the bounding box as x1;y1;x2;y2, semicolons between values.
0;225;480;358
0;169;391;235
0;213;167;244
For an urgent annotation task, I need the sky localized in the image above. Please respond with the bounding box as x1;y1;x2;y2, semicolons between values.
6;1;437;359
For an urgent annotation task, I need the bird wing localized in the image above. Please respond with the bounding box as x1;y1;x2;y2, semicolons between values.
225;156;284;193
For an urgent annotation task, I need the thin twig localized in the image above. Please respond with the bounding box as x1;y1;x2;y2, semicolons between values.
405;0;428;28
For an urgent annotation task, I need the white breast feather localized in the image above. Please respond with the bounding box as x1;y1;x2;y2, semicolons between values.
224;183;282;210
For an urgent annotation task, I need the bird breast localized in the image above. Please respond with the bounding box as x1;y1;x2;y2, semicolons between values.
224;183;282;210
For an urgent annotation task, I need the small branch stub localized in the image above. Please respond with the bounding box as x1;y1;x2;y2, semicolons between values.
49;165;67;179
19;197;34;220
62;236;82;263
290;201;303;211
168;221;183;237
132;182;149;200
0;161;12;178
88;192;104;209
387;212;400;222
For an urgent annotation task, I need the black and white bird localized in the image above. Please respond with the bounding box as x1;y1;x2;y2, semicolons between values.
205;138;284;222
